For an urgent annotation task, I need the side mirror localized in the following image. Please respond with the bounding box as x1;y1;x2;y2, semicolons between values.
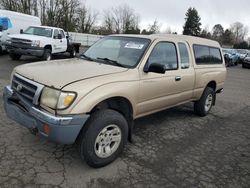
20;29;23;34
58;34;62;39
0;26;3;32
66;35;69;39
144;63;165;74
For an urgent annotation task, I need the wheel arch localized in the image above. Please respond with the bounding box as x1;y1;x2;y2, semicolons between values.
89;96;134;142
206;80;216;91
205;80;217;105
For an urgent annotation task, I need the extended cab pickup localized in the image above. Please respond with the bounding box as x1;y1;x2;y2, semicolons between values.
3;34;227;168
5;26;81;60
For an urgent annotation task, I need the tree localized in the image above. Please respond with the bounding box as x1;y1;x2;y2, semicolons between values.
76;5;98;33
222;29;234;46
0;0;35;15
200;28;212;39
183;7;201;36
102;4;140;34
233;41;248;49
230;22;249;44
212;24;224;44
141;19;160;35
147;19;160;34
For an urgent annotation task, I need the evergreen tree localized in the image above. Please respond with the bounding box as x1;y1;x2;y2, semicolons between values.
183;7;201;36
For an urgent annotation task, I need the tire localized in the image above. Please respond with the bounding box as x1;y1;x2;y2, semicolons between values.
42;49;52;61
77;109;128;168
194;87;215;117
9;53;21;60
70;47;76;58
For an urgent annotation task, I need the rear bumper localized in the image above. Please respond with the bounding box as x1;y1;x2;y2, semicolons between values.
6;43;44;56
3;85;90;144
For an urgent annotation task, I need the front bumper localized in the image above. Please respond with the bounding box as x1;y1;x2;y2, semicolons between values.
3;85;90;144
6;43;44;56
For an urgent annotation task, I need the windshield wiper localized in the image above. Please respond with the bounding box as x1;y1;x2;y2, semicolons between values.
97;57;126;68
80;54;94;61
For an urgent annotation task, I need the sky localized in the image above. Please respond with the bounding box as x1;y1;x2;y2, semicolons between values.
84;0;250;36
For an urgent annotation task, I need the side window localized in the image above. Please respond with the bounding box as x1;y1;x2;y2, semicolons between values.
178;43;190;69
210;47;222;63
193;45;210;64
193;44;222;64
60;30;65;38
148;42;178;70
53;29;59;39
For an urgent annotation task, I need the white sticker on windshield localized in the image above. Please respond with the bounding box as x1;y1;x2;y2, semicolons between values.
125;42;144;49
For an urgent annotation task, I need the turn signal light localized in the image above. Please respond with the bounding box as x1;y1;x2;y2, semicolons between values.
43;124;50;135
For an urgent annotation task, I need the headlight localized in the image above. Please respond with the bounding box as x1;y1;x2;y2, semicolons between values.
31;40;40;47
40;87;76;110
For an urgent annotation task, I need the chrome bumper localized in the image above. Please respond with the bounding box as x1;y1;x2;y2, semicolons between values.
3;85;90;144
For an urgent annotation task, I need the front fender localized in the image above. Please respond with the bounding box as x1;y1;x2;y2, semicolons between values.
69;81;139;117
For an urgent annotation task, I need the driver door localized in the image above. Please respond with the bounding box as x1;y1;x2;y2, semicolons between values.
52;29;62;53
137;40;182;116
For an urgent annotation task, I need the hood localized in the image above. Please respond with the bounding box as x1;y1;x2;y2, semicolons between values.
245;57;250;61
9;34;49;41
15;58;128;89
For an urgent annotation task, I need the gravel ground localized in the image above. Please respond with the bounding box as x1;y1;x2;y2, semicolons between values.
0;54;249;188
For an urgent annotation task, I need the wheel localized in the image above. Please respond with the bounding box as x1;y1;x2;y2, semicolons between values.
42;49;52;61
77;109;128;168
9;53;21;60
194;87;215;117
242;64;245;68
70;47;76;58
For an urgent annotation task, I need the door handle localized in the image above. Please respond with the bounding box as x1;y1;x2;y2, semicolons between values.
175;76;181;81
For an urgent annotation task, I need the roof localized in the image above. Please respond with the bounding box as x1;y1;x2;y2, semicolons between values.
0;9;39;20
29;25;64;30
110;34;221;48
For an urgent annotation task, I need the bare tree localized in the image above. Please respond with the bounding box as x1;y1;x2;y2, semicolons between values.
0;0;20;12
76;5;98;33
230;22;249;43
148;19;160;34
103;4;140;34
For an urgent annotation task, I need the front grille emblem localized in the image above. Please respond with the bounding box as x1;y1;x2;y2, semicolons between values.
16;84;23;92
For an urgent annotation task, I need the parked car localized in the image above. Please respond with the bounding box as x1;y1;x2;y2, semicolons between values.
242;53;250;68
222;48;240;66
5;25;81;60
0;10;41;54
236;49;248;63
3;34;227;168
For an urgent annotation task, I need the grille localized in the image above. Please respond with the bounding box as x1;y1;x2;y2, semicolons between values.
11;74;44;104
11;38;32;46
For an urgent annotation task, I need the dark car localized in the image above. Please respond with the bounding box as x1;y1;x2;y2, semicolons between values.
242;53;250;68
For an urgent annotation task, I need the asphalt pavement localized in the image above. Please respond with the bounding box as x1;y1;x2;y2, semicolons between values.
0;54;249;187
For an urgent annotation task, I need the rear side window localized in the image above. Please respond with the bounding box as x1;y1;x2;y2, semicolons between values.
53;29;59;39
193;44;222;64
148;42;178;70
178;43;190;69
60;30;65;38
210;47;222;63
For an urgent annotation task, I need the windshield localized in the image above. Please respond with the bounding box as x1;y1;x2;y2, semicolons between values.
82;36;151;68
23;26;52;37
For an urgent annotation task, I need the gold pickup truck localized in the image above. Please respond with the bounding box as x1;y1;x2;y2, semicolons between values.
3;34;227;167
